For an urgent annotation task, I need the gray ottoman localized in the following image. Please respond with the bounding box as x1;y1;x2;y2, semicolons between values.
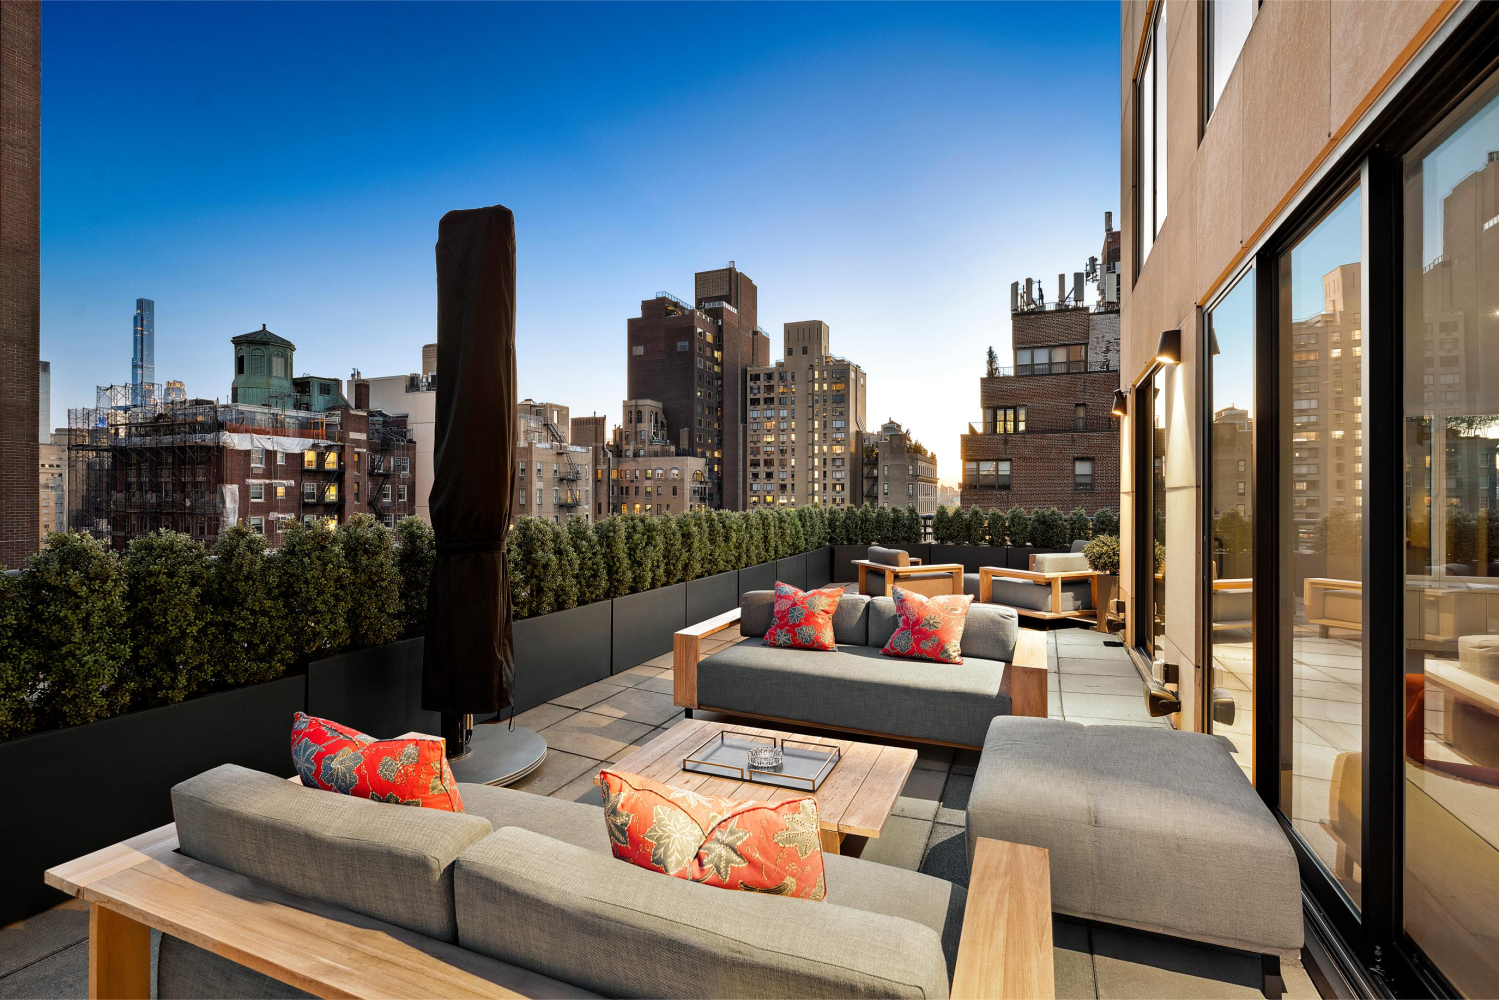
966;717;1302;997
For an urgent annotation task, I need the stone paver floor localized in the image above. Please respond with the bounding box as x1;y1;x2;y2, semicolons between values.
0;624;1317;999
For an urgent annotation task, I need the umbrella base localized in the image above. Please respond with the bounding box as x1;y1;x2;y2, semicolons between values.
447;722;547;787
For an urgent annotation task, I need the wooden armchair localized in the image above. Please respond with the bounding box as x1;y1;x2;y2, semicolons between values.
850;558;966;597
978;563;1104;628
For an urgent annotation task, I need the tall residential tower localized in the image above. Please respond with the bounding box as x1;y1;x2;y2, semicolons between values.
131;298;155;407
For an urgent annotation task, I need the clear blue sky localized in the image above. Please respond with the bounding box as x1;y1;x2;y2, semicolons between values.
41;1;1119;484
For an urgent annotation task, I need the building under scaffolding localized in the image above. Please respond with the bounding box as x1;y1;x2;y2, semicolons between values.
69;387;414;550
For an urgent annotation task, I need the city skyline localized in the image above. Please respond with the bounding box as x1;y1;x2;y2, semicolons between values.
39;1;1118;483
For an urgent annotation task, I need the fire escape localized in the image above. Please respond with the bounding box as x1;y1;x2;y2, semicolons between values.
862;441;880;504
545;417;583;510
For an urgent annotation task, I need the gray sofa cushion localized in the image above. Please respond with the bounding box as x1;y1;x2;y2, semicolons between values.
455;827;951;999
989;577;1092;613
869;596;900;647
697;639;1011;747
961;603;1019;662
1213;586;1252;624
172;764;493;942
1033;552;1090;573
966;717;1303;957
1071;539;1089;553
460;782;611;851
864;571;954;599
1322;589;1363;625
740;589;871;645
867;545;911;567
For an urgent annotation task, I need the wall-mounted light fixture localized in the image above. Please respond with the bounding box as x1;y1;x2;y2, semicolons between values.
1155;328;1182;365
1112;389;1129;417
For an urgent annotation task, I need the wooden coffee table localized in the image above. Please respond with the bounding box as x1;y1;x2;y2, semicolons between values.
600;718;918;855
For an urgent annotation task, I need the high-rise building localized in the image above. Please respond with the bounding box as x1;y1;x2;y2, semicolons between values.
38;430;65;546
38;359;49;443
164;380;187;403
960;216;1121;513
862;420;939;514
626;264;769;510
609;399;710;516
744;320;867;508
132;298;155;407
0;1;40;568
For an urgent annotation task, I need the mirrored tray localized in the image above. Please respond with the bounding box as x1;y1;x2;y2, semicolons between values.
681;731;840;791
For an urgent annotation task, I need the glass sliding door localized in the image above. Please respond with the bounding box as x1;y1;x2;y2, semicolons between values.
1147;363;1170;673
1207;274;1255;776
1277;188;1365;909
1401;70;1499;998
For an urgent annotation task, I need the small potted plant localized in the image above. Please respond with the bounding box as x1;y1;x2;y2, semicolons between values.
1082;534;1122;629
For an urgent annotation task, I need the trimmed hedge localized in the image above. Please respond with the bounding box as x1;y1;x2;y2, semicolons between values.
929;504;1117;547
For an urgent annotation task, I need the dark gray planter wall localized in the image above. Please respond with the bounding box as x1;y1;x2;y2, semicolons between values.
307;637;440;740
930;544;1012;572
893;543;932;566
806;545;833;589
831;544;866;583
612;582;687;670
513;600;612;711
738;560;778;598
0;673;305;927
686;570;739;624
1007;546;1067;570
775;553;808;590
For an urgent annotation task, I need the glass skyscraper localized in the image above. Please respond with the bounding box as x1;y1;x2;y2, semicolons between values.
131;297;155;407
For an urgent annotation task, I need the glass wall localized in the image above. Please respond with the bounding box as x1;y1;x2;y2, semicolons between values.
1208;274;1256;776
1401;71;1499;998
1149;363;1170;671
1278;188;1364;909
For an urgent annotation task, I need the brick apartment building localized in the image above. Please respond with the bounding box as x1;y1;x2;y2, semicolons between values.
38;432;65;543
0;3;40;567
745;321;867;508
960;215;1121;513
862;419;938;514
609;399;709;515
71;331;415;551
626;264;771;510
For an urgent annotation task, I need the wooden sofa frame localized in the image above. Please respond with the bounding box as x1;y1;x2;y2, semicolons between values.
977;565;1106;630
48;818;1054;1000
673;607;1050;747
850;557;966;598
1304;577;1362;636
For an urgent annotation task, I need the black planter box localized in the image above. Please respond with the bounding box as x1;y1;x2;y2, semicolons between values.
893;542;932;566
0;673;306;926
686;570;738;625
612;583;687;671
775;553;808;591
513;600;613;711
931;544;1011;572
738;559;778;597
806;545;833;589
831;544;866;583
307;637;441;740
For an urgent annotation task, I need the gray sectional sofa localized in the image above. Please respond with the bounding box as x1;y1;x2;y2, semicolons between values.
162;763;975;999
674;590;1048;747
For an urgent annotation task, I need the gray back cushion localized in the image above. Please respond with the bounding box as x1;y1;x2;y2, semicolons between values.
869;596;900;648
740;589;871;646
1034;552;1090;573
961;603;1020;662
455;827;950;999
867;545;910;567
1071;539;1089;553
172;764;493;942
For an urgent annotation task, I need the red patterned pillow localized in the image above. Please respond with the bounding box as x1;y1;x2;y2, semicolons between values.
290;713;465;813
763;582;845;651
598;769;825;901
881;586;973;664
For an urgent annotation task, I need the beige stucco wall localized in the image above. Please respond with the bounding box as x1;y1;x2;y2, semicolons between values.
1117;0;1449;730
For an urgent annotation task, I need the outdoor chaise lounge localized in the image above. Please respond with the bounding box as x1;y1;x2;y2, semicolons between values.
49;762;1055;1000
673;590;1048;747
965;716;1302;998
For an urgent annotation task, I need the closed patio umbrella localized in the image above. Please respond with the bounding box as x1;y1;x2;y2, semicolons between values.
422;203;545;785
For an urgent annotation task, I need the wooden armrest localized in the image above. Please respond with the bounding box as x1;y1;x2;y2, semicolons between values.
1212;578;1253;590
951;838;1054;999
982;566;1047;583
674;607;742;710
1001;629;1049;717
909;556;923;565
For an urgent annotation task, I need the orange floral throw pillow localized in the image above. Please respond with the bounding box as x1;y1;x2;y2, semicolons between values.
290;713;465;813
598;769;825;901
763;582;845;651
881;586;974;664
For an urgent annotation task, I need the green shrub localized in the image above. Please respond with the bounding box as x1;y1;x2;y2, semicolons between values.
595;515;633;597
873;505;895;546
964;506;988;545
122;529;212;707
276;521;352;658
1154;540;1166;573
932;505;952;544
208;525;292;686
394;516;435;637
28;532;128;730
1006;506;1032;546
1065;508;1093;546
903;505;922;543
551;519;580;609
985;508;1008;547
1031;507;1066;548
0;569;34;740
640;515;667;590
509;516;559;618
826;505;847;545
337;515;403;649
567;515;606;602
1083;534;1120;574
1092;508;1119;538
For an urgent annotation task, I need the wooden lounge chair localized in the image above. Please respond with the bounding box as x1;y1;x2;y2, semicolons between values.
978;550;1103;628
851;544;965;597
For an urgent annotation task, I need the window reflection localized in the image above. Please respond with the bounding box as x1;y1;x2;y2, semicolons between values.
1278;188;1364;909
1150;364;1169;672
1401;73;1499;998
1208;275;1255;777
